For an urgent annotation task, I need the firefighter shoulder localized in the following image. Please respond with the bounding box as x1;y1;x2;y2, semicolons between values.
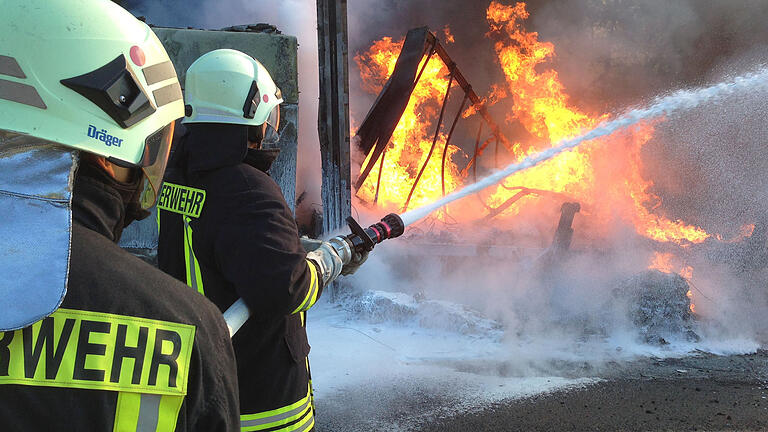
157;48;362;431
0;1;239;430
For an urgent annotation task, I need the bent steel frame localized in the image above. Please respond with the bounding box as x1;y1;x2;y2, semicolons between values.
354;27;516;200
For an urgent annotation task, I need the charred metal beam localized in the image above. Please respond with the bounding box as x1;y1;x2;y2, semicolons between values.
483;188;535;221
483;188;575;221
551;202;581;256
317;0;352;234
424;32;515;156
354;27;433;191
403;72;454;212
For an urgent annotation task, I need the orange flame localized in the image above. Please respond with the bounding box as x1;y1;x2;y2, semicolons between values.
354;1;741;253
715;223;756;243
443;25;455;44
354;37;464;214
648;252;675;274
482;1;711;242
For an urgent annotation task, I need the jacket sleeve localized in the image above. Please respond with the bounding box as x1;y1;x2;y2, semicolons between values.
211;169;324;319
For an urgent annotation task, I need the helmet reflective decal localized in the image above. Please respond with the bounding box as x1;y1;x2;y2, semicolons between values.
143;61;177;86
153;82;183;107
0;55;26;79
0;79;46;109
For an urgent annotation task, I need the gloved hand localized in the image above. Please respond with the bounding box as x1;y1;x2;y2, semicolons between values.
341;249;369;276
306;241;344;286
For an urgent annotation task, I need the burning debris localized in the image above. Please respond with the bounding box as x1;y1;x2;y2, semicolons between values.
353;2;721;247
344;1;763;351
617;270;699;345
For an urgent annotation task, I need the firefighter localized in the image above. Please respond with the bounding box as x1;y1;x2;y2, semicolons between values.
0;1;240;430
157;49;365;431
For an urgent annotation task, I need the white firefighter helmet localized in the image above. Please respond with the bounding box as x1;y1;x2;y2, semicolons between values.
183;49;283;143
0;0;184;331
0;0;184;209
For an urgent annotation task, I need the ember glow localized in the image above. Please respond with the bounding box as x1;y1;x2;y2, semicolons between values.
354;2;750;250
648;252;676;274
648;252;697;313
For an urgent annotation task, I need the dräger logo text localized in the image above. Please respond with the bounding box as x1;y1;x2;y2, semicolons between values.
87;125;123;147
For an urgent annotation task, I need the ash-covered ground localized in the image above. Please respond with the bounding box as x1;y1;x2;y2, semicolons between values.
308;209;768;431
307;280;766;431
307;297;596;432
421;351;768;431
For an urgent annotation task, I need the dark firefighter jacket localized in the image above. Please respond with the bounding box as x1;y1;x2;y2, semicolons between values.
0;161;240;431
157;123;323;432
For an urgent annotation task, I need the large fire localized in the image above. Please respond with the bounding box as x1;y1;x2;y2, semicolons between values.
353;0;753;320
355;1;714;246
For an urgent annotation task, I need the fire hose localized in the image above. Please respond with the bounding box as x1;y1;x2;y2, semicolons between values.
223;213;405;336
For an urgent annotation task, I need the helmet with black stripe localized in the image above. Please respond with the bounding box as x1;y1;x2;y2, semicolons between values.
0;0;184;209
182;49;284;147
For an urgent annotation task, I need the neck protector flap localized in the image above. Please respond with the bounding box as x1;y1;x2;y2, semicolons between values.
0;133;78;331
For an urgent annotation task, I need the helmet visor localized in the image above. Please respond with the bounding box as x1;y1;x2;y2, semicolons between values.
138;122;175;209
262;105;281;146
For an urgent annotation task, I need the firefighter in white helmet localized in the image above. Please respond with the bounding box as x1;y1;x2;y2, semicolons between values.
0;1;240;430
157;49;365;431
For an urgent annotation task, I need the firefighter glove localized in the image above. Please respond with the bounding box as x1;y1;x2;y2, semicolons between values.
306;242;344;286
341;250;369;276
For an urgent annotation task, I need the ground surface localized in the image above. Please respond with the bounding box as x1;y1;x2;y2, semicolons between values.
420;351;768;432
309;300;767;431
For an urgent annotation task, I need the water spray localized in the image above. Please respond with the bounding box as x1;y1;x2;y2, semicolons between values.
224;67;768;336
401;67;768;227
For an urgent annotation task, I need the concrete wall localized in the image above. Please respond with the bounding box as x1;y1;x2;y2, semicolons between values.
120;27;299;249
